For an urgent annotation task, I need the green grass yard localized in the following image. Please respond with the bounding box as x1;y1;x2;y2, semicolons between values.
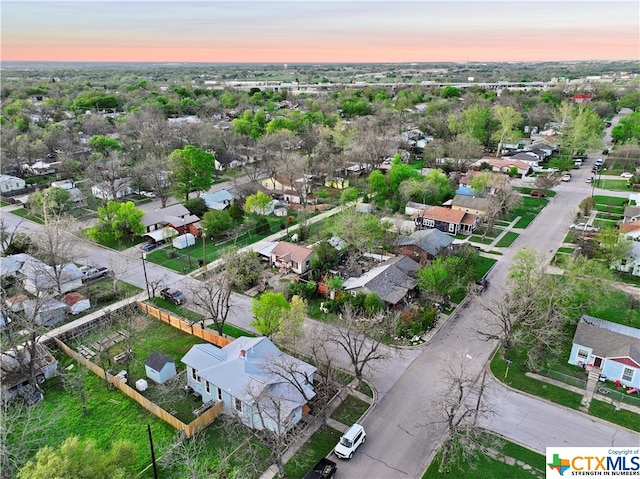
284;426;341;479
495;231;519;248
330;395;370;426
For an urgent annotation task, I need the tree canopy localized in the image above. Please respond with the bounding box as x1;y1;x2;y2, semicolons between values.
87;200;145;244
169;145;216;200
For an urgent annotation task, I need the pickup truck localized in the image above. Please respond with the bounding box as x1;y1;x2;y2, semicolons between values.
81;267;110;283
303;457;337;479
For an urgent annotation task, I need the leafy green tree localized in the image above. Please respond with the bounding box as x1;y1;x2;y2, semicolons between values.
30;187;74;222
169;145;216;200
88;135;122;157
448;104;492;146
417;247;480;301
275;295;306;346
555;103;604;157
87;201;145;244
364;293;385;315
491;105;522;156
223;249;262;290
202;209;234;239
244;191;273;215
310;240;340;279
339;187;358;204
18;436;136;479
228;203;245;224
251;292;290;337
441;86;461;99
184;197;209;218
612;112;640;144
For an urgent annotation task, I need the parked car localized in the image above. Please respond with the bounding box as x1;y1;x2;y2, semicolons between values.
81;267;110;283
160;288;186;305
303;457;337;479
139;190;157;198
561;174;571;182
586;176;594;183
474;277;489;293
621;172;634;178
140;241;158;252
530;190;547;197
334;424;366;459
570;223;599;233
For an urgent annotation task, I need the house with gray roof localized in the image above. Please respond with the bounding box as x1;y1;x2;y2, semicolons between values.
145;352;177;384
393;229;454;264
22;259;83;297
343;255;420;305
181;336;316;433
200;189;234;210
569;315;640;389
622;206;640;223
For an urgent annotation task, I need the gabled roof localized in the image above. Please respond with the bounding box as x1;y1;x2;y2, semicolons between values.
417;206;466;224
394;228;454;256
181;337;315;409
343;255;420;304
145;352;175;371
573;315;640;364
200;190;233;209
22;261;83;290
62;292;88;307
141;204;193;228
451;194;490;211
623;206;640;220
272;242;314;263
0;254;29;276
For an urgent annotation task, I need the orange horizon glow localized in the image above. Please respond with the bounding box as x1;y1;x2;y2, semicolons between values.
2;1;639;64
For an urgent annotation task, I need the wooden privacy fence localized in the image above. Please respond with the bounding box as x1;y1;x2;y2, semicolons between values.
54;337;223;438
137;302;233;348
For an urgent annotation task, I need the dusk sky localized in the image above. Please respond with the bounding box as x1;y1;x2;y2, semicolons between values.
2;1;639;63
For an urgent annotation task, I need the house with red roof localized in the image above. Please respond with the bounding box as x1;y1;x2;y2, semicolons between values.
414;206;478;235
571;93;593;104
569;315;640;389
473;158;530;177
270;241;315;275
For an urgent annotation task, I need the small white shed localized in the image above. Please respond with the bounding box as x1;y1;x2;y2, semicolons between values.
145;352;177;384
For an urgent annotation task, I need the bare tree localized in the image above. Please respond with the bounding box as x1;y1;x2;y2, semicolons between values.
85;152;130;205
189;272;232;335
429;356;497;474
329;305;391;386
0;399;62;479
0;217;25;255
476;291;522;361
158;430;210;479
534;171;560;194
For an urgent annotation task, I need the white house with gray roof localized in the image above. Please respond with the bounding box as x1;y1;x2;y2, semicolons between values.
181;336;316;433
569;315;640;389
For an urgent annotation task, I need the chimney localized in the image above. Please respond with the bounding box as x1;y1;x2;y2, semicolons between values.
240;349;246;359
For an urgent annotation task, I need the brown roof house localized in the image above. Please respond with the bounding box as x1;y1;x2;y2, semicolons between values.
414;206;478;236
343;255;420;306
270;242;314;276
393;229;454;264
63;292;91;315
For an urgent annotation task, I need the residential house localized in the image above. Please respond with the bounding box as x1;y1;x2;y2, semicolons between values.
261;176;311;204
451;194;491;219
181;336;316;433
91;179;133;202
23;297;67;326
405;201;429;216
214;152;244;171
569;315;640;389
414;206;479;235
141;204;201;236
324;177;350;189
201;189;234;210
4;294;28;313
381;217;416;235
1;342;58;403
23;160;61;176
0;175;26;194
618;221;640;241
270;242;314;276
529;140;557;157
571;93;593;104
22;260;84;296
622;206;640;223
473;158;530;177
343;255;420;306
611;242;640;276
145;352;177;384
393;229;454;264
505;152;541;168
458;170;509;195
63;292;91;315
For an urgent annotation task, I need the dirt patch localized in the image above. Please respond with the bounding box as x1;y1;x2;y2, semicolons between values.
130;314;153;332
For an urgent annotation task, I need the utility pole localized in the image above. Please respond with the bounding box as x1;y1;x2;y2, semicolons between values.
147;424;158;479
141;252;150;299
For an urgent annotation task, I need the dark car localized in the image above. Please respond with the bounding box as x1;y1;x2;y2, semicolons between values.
530;190;547;197
140;241;158;252
160;288;186;305
81;267;110;283
474;278;489;293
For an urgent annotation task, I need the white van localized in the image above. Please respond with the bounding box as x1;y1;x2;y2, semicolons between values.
334;423;366;459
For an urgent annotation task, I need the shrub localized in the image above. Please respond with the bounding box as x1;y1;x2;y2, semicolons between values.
364;293;384;315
